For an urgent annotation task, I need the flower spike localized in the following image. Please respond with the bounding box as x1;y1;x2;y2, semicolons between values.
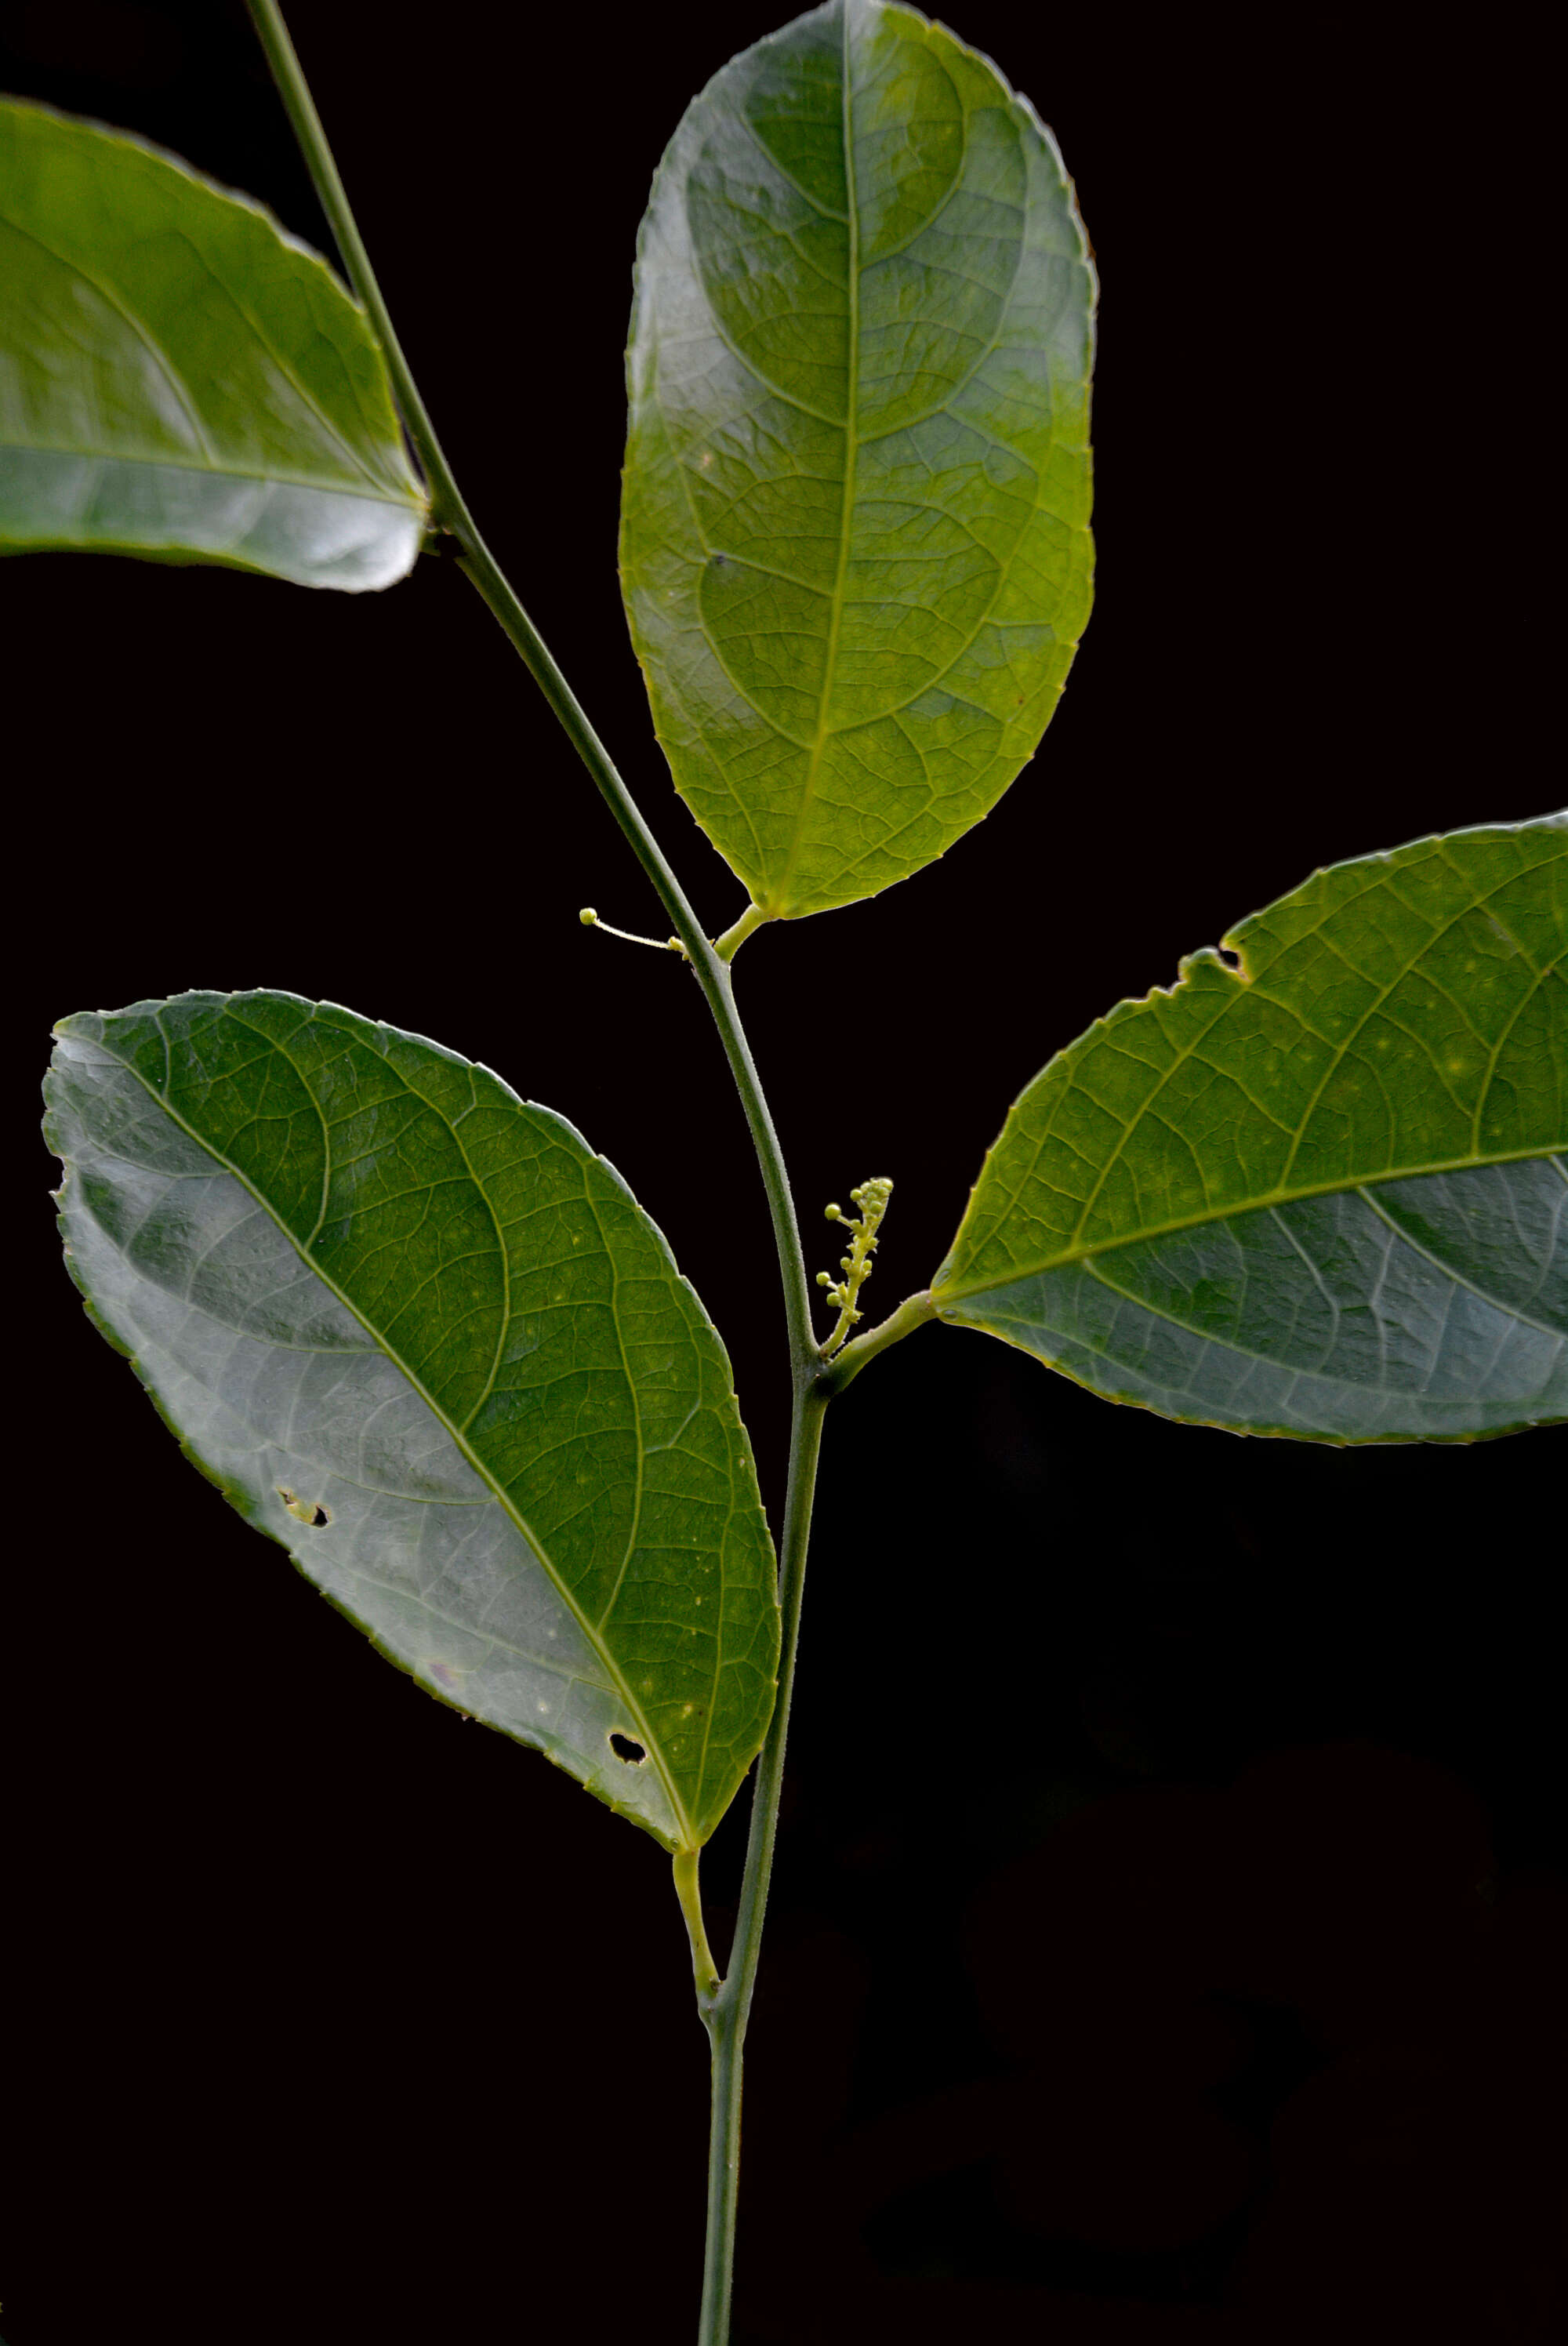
815;1177;894;1358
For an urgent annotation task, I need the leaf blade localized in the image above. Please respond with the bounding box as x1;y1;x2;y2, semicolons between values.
46;994;779;1846
934;819;1568;1440
620;0;1094;924
1;101;425;589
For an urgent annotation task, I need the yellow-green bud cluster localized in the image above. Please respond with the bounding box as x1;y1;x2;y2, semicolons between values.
815;1177;894;1356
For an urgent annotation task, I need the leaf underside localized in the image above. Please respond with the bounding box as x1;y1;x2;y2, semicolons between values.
46;995;779;1847
0;101;425;590
935;819;1568;1440
620;0;1094;924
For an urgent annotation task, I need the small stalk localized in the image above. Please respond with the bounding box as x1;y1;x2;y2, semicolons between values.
816;1287;938;1394
714;903;767;961
673;1847;722;2003
581;907;688;956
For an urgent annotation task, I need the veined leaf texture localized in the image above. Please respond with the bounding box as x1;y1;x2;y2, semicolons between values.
0;101;424;589
935;820;1568;1440
621;0;1094;923
46;996;779;1847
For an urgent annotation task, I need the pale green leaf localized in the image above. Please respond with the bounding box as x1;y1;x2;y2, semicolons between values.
1;101;425;588
620;0;1094;925
45;994;779;1847
934;819;1568;1440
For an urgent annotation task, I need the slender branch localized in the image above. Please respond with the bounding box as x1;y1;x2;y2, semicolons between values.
244;0;815;1381
452;543;816;1372
581;908;687;955
697;1383;826;2345
245;0;463;536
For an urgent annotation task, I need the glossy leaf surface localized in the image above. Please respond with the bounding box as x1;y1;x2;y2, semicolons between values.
46;995;779;1847
621;0;1094;924
1;102;424;588
935;821;1568;1439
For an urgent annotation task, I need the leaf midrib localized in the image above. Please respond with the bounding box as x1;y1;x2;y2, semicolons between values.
946;838;1565;1298
92;1031;695;1851
932;1142;1567;1306
763;1;863;917
1051;869;1543;1260
975;1221;1559;1394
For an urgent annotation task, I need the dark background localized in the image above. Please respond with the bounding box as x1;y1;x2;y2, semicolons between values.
2;3;1562;2341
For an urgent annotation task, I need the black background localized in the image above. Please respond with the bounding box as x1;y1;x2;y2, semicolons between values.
3;4;1563;2341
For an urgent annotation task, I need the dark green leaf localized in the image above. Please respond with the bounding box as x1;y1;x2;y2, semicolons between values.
620;0;1094;925
934;820;1568;1440
46;994;779;1847
1;102;424;588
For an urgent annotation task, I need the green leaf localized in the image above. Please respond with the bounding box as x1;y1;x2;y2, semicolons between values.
1;101;425;589
934;819;1568;1441
45;994;779;1847
620;0;1094;926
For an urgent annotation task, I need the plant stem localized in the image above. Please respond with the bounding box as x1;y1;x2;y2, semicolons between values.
244;0;815;1377
244;0;463;540
452;539;818;1366
697;1381;826;2344
247;11;830;2337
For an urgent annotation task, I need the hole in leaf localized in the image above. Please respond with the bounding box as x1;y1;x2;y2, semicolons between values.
1216;946;1242;971
278;1487;331;1528
609;1732;647;1765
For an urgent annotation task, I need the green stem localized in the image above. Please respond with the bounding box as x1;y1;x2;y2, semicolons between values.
244;0;463;539
453;537;818;1374
698;1382;826;2344
243;0;815;1379
247;12;829;2339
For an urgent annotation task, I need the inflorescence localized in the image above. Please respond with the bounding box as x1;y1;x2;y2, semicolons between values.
815;1177;894;1358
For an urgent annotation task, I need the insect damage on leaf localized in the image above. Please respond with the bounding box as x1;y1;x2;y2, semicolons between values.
934;818;1567;1442
278;1487;332;1528
46;990;781;1850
